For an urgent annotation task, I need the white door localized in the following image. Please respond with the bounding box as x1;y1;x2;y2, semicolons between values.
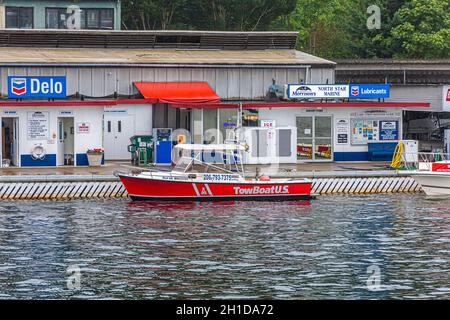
57;119;65;166
104;115;133;160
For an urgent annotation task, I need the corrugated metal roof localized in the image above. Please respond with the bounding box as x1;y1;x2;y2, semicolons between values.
0;47;336;67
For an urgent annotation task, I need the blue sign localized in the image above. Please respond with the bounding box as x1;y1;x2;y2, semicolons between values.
348;84;390;99
379;120;398;141
8;76;66;98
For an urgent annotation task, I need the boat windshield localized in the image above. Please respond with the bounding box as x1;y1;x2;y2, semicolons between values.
172;144;246;175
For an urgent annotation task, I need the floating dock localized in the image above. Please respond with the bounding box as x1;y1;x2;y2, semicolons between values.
0;170;420;200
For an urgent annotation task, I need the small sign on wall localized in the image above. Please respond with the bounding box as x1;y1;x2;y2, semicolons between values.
27;111;50;140
76;122;90;134
379;121;399;141
260;120;276;127
336;118;350;145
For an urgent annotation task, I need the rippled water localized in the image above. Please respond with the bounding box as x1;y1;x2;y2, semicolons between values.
0;194;449;299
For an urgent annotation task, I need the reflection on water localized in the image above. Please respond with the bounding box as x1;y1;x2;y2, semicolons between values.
0;194;449;299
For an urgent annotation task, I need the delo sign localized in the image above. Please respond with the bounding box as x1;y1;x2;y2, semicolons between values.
348;84;390;99
8;76;66;98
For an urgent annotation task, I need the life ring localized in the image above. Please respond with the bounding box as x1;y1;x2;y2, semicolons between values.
31;144;46;160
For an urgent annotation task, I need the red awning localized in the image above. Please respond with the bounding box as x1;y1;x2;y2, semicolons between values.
134;82;220;104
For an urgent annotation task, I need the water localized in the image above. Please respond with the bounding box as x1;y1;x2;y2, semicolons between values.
0;194;449;299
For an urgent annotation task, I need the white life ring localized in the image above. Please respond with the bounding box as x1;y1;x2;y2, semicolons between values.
31;144;46;160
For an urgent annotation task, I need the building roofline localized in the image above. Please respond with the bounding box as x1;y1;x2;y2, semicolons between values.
0;29;299;50
2;28;299;36
0;99;430;109
335;59;450;65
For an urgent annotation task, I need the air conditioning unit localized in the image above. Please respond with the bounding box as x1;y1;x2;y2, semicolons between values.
239;126;297;164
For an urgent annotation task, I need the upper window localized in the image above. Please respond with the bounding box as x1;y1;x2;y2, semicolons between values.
5;7;34;29
45;7;114;30
46;8;66;29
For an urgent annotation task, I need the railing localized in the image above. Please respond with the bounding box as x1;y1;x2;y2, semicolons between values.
402;152;450;171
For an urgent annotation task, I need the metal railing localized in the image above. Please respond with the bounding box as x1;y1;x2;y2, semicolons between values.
402;152;450;171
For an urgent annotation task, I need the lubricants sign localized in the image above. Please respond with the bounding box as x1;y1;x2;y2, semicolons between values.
348;84;390;99
8;76;66;98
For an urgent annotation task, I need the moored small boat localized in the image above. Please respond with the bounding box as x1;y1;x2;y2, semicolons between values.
410;157;450;196
116;143;312;201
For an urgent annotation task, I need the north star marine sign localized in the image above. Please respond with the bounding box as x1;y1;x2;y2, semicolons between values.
8;76;66;99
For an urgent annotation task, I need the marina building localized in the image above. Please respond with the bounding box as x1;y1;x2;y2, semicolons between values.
0;29;429;167
336;59;450;151
0;0;121;30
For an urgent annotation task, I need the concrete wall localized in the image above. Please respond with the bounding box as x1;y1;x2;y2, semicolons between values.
0;66;336;100
1;0;121;30
0;5;5;29
0;105;104;166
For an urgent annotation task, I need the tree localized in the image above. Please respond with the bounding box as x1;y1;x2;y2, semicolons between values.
121;0;296;31
273;0;356;58
121;0;188;30
389;0;450;58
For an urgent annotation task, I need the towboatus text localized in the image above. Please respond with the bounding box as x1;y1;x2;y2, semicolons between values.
233;186;289;195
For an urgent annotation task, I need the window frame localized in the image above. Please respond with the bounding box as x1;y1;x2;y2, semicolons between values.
44;7;115;30
45;7;67;29
5;6;34;29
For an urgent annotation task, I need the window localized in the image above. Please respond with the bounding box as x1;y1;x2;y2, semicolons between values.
45;7;114;30
6;7;33;29
84;8;114;30
46;8;66;29
242;109;259;127
100;9;114;29
86;9;100;28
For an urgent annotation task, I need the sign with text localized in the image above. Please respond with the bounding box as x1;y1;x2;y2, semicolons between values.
76;122;90;134
260;120;276;127
379;121;399;141
288;85;349;99
444;85;450;112
288;84;390;99
8;76;66;99
27;111;50;140
349;84;390;99
336;118;350;144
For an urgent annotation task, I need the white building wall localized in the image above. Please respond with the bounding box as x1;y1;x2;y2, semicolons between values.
0;66;322;100
258;107;403;161
103;104;152;160
1;106;104;166
390;85;443;112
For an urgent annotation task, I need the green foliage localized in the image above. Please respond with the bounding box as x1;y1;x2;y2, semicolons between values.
390;0;450;58
121;0;296;31
121;0;450;59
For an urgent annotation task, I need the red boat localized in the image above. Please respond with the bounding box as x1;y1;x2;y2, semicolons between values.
117;144;312;201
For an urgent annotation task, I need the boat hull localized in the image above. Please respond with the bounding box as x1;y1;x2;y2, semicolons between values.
411;172;450;196
119;174;312;201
